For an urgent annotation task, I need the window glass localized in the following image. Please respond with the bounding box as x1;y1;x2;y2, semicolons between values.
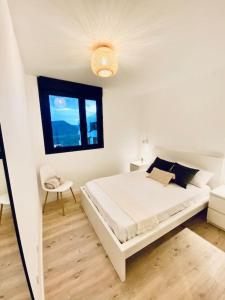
49;95;81;148
85;99;98;145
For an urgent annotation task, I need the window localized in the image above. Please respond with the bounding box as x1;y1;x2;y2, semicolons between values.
85;99;98;145
38;77;104;154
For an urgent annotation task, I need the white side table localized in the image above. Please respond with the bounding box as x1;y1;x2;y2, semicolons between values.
130;160;150;172
207;185;225;231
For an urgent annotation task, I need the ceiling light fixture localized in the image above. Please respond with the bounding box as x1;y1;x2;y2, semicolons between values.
91;44;118;78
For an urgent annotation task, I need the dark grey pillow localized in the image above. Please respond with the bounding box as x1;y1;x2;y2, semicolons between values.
170;163;199;188
146;157;174;173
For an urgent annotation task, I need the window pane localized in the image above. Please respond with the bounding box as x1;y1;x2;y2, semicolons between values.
49;95;81;148
85;100;98;145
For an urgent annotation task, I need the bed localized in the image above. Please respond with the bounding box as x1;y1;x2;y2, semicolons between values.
80;147;224;281
85;171;211;243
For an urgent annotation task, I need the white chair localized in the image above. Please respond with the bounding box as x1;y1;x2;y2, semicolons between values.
0;193;10;224
40;164;77;216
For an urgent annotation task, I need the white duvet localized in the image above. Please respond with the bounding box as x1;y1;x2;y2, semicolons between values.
85;171;210;243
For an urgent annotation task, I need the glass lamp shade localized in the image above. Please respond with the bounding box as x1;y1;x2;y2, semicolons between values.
91;46;118;78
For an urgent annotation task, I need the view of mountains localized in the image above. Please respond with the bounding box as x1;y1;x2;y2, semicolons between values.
51;120;81;147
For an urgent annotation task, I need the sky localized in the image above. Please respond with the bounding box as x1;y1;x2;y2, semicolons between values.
49;95;96;125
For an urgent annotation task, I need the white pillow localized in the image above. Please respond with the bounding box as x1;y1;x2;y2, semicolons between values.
178;161;214;188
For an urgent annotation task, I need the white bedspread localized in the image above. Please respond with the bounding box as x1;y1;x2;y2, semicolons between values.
85;171;210;243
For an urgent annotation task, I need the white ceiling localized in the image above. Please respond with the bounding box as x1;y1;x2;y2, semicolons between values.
7;0;225;92
7;0;169;89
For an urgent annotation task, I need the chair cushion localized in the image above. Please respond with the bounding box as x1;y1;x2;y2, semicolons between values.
49;180;74;192
44;176;61;189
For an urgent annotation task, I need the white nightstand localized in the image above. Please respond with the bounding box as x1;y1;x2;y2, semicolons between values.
130;160;150;172
207;185;225;231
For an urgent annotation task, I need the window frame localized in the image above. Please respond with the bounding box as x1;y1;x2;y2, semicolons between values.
38;76;104;154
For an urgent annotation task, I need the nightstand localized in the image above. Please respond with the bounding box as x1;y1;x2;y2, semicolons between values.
130;160;150;172
207;185;225;231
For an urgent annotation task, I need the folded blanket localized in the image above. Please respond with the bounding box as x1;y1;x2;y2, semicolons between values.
44;176;61;190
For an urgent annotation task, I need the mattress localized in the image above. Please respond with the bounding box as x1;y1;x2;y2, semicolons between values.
85;171;210;243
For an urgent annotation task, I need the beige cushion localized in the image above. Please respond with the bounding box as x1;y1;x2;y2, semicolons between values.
147;167;175;186
44;176;61;190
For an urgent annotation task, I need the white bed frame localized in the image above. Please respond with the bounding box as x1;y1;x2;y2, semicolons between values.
80;147;224;281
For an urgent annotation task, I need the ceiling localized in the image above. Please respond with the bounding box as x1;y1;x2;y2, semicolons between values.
7;0;225;92
7;0;169;90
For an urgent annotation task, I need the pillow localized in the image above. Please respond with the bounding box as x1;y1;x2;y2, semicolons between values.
170;163;199;189
147;167;175;186
146;157;174;173
178;161;214;188
44;176;61;190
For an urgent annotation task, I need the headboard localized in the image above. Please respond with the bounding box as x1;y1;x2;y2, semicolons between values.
153;146;225;188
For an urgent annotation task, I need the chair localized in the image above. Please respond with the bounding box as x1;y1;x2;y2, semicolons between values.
0;193;10;224
40;164;77;216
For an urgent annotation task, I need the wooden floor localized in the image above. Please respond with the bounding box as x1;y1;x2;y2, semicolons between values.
0;206;30;300
43;195;225;300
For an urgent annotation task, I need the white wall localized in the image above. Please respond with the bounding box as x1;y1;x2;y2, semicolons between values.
141;70;225;156
0;1;44;299
26;75;141;199
141;0;225;157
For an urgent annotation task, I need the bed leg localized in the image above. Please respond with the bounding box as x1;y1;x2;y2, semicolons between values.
116;257;126;282
110;254;126;282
